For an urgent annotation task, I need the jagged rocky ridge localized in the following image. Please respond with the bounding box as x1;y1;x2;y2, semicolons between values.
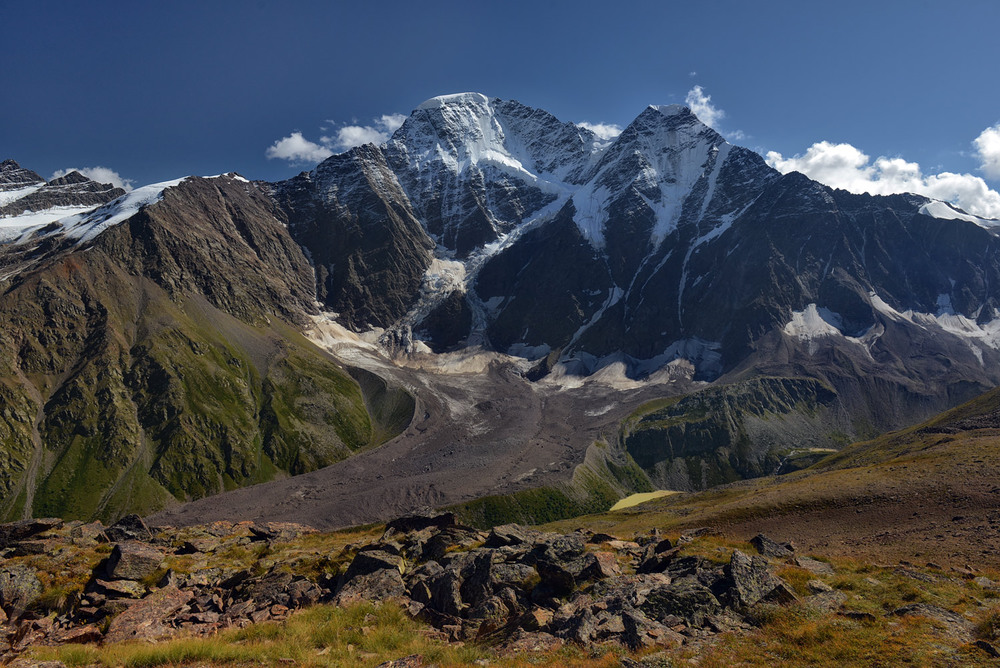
270;93;1000;384
0;160;126;223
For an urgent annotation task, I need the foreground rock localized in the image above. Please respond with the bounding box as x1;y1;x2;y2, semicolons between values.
328;515;797;650
0;518;877;661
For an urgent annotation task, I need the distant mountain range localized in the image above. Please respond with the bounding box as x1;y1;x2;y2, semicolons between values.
4;94;1000;523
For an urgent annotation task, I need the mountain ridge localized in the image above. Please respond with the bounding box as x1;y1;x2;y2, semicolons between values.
4;92;1000;524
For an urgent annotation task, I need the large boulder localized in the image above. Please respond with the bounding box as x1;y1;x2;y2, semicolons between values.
103;586;193;643
0;563;42;620
336;569;406;604
640;577;722;628
749;534;794;559
485;524;537;548
726;549;792;608
105;542;164;580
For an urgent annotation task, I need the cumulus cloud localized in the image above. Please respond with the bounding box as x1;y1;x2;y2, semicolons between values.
766;141;1000;219
325;113;408;151
267;113;407;164
577;122;623;141
51;166;133;191
265;132;334;164
975;123;1000;180
685;85;724;129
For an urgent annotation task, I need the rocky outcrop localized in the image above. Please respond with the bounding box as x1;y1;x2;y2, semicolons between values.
327;515;794;649
0;160;44;191
0;515;798;658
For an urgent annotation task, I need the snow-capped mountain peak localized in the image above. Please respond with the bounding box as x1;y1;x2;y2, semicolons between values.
415;91;490;111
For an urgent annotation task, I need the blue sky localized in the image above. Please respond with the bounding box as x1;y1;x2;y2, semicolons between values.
3;0;999;215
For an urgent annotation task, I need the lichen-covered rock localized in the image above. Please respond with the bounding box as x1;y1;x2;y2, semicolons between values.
794;556;835;575
105;542;164;580
0;563;42;620
344;550;405;579
103;586;193;643
336;568;407;605
641;577;722;628
750;534;794;559
485;524;537;548
726;549;795;608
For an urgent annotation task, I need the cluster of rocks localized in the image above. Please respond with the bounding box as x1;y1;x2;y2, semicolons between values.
0;511;807;659
30;509;1000;665
0;515;325;658
331;514;799;652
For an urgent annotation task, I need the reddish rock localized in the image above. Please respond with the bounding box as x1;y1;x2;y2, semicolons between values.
583;551;621;579
104;586;193;643
52;624;104;644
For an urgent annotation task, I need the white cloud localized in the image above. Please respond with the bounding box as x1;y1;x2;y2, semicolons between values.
265;132;334;164
685;85;724;128
975;124;1000;180
324;113;409;152
268;113;407;164
683;85;745;143
577;122;623;141
378;113;407;134
51;166;133;191
766;141;1000;219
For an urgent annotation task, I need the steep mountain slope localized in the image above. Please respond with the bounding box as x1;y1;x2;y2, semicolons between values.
0;173;411;522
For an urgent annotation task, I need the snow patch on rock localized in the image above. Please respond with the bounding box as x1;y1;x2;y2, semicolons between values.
919;200;1000;229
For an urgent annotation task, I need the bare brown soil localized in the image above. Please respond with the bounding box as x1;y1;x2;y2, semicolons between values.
569;425;1000;570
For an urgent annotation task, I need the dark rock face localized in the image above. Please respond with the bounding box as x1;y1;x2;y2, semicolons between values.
0;160;44;190
475;204;613;352
269;146;435;330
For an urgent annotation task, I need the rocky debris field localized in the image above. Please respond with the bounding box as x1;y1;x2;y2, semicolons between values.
3;513;1000;665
